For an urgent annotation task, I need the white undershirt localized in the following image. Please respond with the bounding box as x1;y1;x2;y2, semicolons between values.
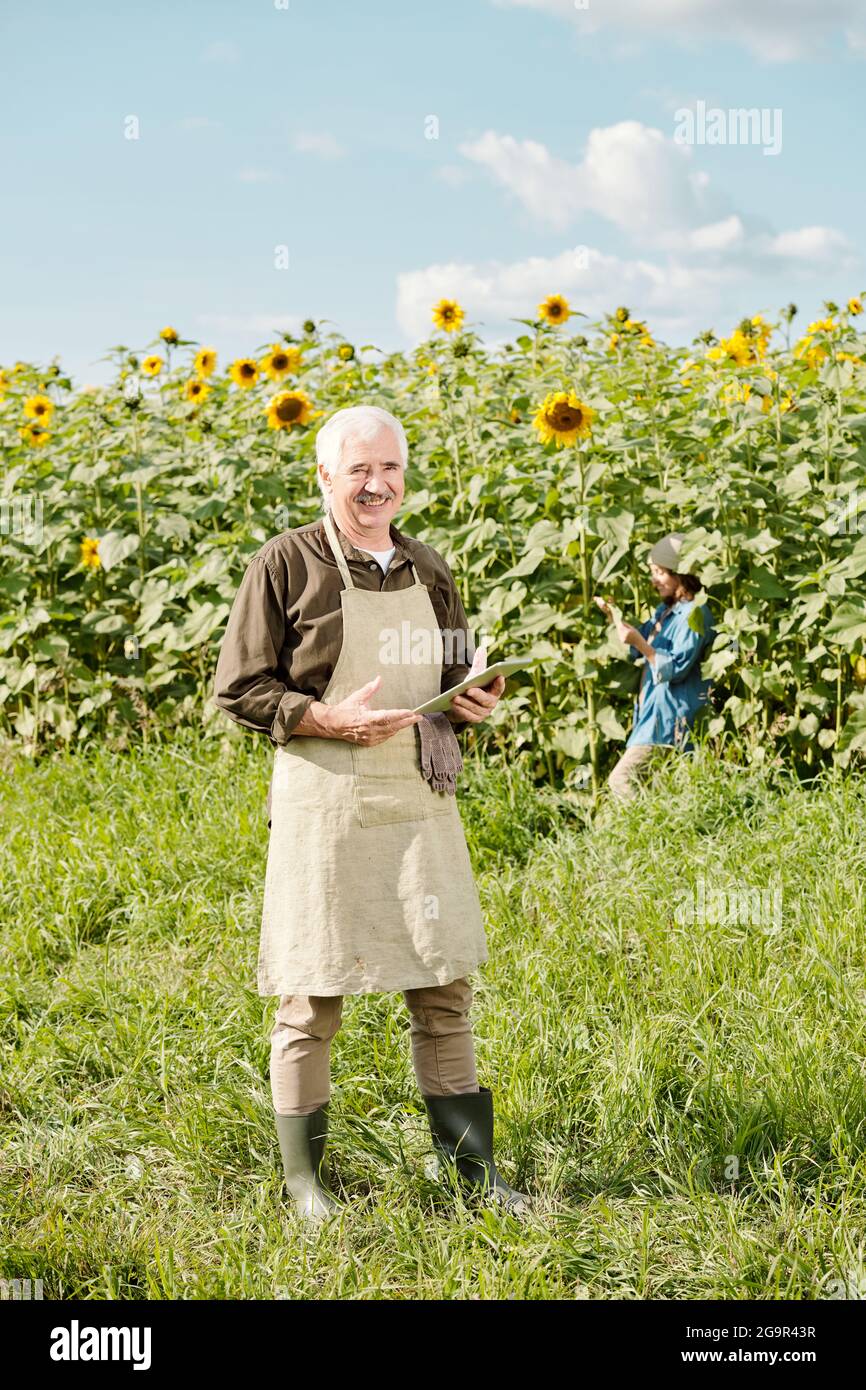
362;546;396;574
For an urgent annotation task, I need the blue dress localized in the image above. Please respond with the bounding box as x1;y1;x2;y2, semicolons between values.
626;599;715;749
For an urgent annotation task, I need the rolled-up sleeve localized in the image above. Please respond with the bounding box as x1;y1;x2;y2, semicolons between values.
627;616;654;662
652;622;707;686
213;554;314;743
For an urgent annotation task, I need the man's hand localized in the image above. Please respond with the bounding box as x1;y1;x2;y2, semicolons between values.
448;645;505;725
294;675;422;744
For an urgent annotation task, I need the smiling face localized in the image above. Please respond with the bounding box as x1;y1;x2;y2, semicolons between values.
649;561;681;602
320;426;405;548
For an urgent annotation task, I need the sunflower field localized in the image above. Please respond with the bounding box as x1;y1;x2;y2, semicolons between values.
2;294;866;791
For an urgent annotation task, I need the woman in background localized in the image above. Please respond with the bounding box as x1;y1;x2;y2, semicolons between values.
594;533;715;802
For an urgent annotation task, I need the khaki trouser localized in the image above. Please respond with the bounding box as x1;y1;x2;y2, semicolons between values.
607;743;670;802
269;976;479;1115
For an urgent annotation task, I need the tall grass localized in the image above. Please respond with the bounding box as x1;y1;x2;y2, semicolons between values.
1;732;865;1299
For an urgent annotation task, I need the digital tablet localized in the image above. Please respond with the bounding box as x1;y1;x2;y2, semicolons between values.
412;656;539;715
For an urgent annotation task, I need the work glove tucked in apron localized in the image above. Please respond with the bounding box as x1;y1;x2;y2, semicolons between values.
417;711;463;794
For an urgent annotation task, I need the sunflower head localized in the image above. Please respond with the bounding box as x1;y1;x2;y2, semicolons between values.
261;344;302;379
337;343;355;361
160;326;179;344
303;319;317;335
432;299;465;334
266;389;314;430
184;378;210;404
532;390;595;447
848;297;863;316
142;355;164;377
229;357;260;388
194;347;218;378
538;294;570;326
24;393;54;420
19;423;51;447
614;306;630;324
80;536;101;569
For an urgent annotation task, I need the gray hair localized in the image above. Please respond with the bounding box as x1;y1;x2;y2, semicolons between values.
315;405;408;510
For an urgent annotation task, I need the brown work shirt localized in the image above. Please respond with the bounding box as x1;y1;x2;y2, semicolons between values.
212;513;476;744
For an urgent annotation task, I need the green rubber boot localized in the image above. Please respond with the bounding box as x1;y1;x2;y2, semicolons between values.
274;1104;344;1224
422;1085;532;1216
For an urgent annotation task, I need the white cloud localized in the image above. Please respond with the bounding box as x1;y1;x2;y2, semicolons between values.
764;226;857;263
492;0;866;62
293;132;345;159
457;123;854;277
395;245;739;343
200;40;239;63
683;215;746;252
458;122;722;239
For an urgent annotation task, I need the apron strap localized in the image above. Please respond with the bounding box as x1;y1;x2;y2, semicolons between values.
323;508;419;588
323;509;355;590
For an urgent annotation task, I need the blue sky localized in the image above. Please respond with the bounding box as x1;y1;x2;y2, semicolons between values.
2;0;864;384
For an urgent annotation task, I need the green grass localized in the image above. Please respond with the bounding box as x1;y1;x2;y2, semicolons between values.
1;728;865;1299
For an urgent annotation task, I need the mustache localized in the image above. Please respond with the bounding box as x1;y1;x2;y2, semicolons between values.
354;492;395;502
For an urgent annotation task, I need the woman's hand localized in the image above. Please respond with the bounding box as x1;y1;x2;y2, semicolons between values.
296;676;422;744
594;595;637;647
448;645;505;725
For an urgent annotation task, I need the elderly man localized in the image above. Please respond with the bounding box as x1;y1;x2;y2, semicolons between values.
213;404;530;1223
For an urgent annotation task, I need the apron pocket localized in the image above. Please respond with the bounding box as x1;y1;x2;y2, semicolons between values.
350;738;426;827
353;771;424;827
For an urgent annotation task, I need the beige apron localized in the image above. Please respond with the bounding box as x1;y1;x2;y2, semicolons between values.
257;510;488;997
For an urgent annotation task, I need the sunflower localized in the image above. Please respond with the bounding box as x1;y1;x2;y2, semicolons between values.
614;306;630;323
229;357;259;388
432;299;464;333
533;390;595;447
19;423;50;447
24;393;54;420
849;297;863;316
184;378;210;404
538;294;570;326
794;335;827;370
762;392;794;414
510;406;522;423
607;333;621;352
706;331;754;367
160;326;179;344
194;347;217;378
722;380;752;407
837;351;865;367
80;536;101;569
0;368;9;396
260;344;302;380
142;355;164;377
337;343;355;361
265;389;314;430
806;317;836;334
